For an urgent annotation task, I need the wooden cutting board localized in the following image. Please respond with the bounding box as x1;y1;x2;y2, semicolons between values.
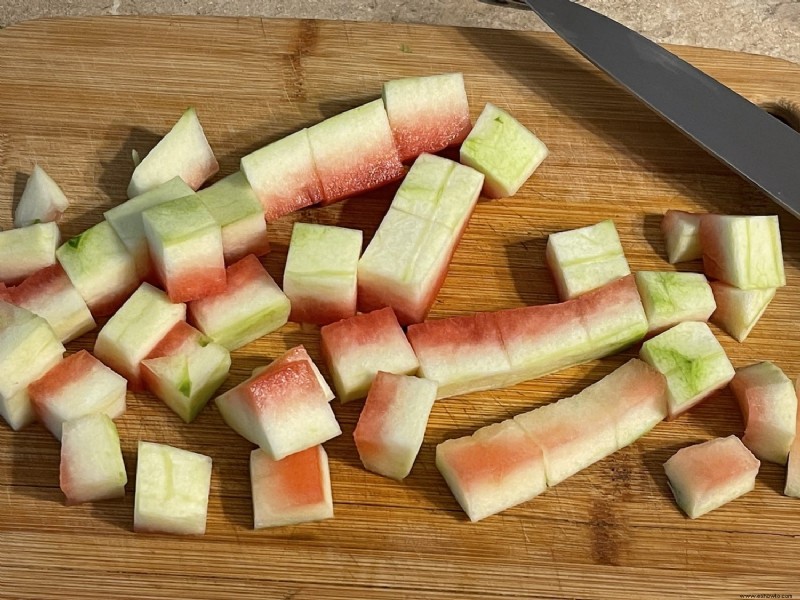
1;16;800;600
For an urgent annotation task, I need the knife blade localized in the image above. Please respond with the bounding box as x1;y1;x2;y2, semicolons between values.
518;0;800;218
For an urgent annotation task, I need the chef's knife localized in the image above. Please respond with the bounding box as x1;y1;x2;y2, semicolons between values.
513;0;800;218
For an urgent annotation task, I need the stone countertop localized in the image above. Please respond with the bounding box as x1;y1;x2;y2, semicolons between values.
0;1;798;65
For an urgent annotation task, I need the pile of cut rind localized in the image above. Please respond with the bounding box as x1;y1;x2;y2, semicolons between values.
0;72;796;534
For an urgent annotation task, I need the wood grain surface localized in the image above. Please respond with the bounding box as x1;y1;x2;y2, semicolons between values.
1;16;800;600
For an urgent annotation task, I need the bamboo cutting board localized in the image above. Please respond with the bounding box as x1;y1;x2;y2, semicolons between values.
1;16;800;600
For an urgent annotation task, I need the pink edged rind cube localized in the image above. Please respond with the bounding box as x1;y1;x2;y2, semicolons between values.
127;107;219;197
104;177;195;280
710;282;775;343
664;435;760;519
700;214;785;290
14;164;70;228
93;283;186;390
382;73;471;162
357;154;483;325
60;413;127;505
436;419;546;522
283;222;362;326
252;346;334;403
8;264;95;343
640;321;735;419
0;301;65;430
308;99;405;205
141;321;231;423
459;102;548;199
240;128;324;221
142;194;226;303
188;254;290;351
215;359;340;460
134;441;212;535
0;221;60;285
354;372;437;480
407;311;511;400
320;307;419;403
29;350;127;440
661;210;702;264
56;221;141;317
730;362;797;465
250;446;334;529
196;171;270;264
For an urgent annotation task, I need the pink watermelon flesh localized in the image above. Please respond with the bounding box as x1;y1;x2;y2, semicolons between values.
215;359;340;460
353;371;437;480
250;445;333;528
660;210;702;263
28;349;127;440
730;362;797;465
252;345;334;402
319;307;419;403
436;419;547;522
409;275;647;400
8;264;95;343
664;435;760;519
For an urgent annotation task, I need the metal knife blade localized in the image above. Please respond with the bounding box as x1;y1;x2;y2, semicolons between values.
520;0;800;218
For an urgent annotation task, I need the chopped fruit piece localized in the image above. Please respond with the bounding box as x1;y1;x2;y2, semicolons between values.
104;176;195;279
700;214;785;290
436;419;546;522
283;223;362;325
134;441;212;535
142;194;226;303
197;171;270;264
358;155;483;325
128;107;219;197
546;220;630;300
240;129;324;221
56;221;140;316
664;435;759;519
353;372;437;480
634;271;716;334
382;73;471;162
661;210;702;264
640;321;734;419
308;99;404;205
8;264;95;343
407;311;511;399
141;321;231;423
60;413;127;505
253;346;334;402
29;350;126;440
250;446;334;528
215;359;340;460
14;165;69;227
320;307;419;403
188;255;290;351
710;282;775;342
786;380;800;498
410;275;648;400
459;102;548;198
0;301;65;430
730;362;797;465
0;221;59;285
515;359;666;485
94;283;186;390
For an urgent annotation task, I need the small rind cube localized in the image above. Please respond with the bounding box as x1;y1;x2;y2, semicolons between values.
640;321;735;418
283;223;362;325
0;221;59;285
634;271;716;333
60;413;127;505
459;102;548;198
250;446;334;529
320;307;419;403
134;441;212;535
664;435;759;519
546;220;630;300
710;282;775;343
661;210;702;264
